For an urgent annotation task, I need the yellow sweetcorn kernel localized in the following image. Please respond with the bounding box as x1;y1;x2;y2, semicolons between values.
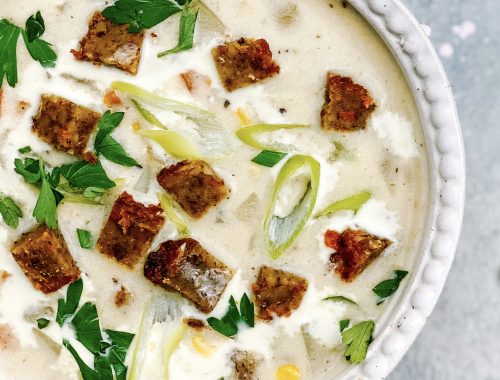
276;364;301;380
132;121;141;131
236;108;251;126
191;333;215;356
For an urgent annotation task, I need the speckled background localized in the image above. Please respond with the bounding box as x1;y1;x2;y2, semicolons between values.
389;1;500;379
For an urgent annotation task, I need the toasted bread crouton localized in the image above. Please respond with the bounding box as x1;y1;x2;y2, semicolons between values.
252;266;308;321
320;73;376;132
231;350;260;380
157;160;229;219
212;38;280;92
325;229;392;282
114;285;132;307
11;225;80;294
32;95;100;162
73;12;145;75
97;192;164;269
144;238;234;313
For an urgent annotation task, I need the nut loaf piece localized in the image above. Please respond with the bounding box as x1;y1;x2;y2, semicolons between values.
32;95;101;162
252;266;308;321
320;72;376;132
212;37;280;91
97;192;164;268
72;12;145;74
11;225;80;293
157;160;229;219
325;228;392;282
144;238;233;313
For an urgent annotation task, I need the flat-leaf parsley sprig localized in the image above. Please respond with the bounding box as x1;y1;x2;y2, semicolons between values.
207;293;255;337
0;11;56;88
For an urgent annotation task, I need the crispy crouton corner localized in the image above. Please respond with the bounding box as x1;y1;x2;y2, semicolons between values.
321;72;376;132
252;266;308;321
97;192;165;269
325;228;392;281
144;238;234;313
11;225;81;294
212;38;280;92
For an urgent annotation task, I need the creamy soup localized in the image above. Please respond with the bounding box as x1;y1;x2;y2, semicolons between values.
0;0;428;379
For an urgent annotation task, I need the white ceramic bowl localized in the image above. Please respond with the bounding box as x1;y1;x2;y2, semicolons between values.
333;1;466;379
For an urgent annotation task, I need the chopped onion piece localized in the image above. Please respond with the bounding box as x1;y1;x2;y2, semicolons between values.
236;124;310;151
137;129;201;159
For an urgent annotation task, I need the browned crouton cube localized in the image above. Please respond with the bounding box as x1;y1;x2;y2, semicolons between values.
144;238;234;313
97;192;164;268
32;95;101;162
231;350;261;380
320;73;376;132
10;225;81;294
114;285;132;307
325;229;392;282
72;12;145;75
212;38;280;92
252;266;308;321
157;160;229;219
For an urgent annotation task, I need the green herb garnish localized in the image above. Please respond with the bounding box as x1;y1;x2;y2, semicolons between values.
102;0;183;33
372;270;409;305
158;7;198;57
57;279;135;380
323;295;357;305
0;196;23;228
77;229;93;249
59;160;116;190
207;294;255;337
315;191;371;218
33;162;58;228
251;150;287;168
339;319;350;332
94;111;141;167
18;146;32;154
0;13;56;88
264;155;320;259
36;317;50;329
341;320;375;364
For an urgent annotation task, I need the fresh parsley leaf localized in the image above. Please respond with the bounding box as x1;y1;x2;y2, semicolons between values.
207;316;237;337
33;162;58;228
94;111;141;167
18;146;32;154
251;150;287;168
77;228;93;249
102;0;183;33
37;318;50;329
56;279;83;326
339;319;350;332
25;11;45;42
0;20;21;87
21;30;57;68
14;157;41;184
0;196;22;228
60;160;116;189
63;340;100;380
323;295;357;305
373;270;409;304
341;320;375;364
207;293;255;337
71;302;103;354
158;7;198;57
239;293;254;327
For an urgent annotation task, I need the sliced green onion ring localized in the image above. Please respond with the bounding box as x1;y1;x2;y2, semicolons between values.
131;99;167;130
323;295;357;305
236;124;310;151
159;192;190;236
251;150;287;167
137;129;200;159
264;155;320;259
315;191;371;218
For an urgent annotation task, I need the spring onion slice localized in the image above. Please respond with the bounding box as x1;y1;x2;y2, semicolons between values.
131;99;167;130
323;295;357;305
128;295;185;380
188;0;226;40
236;124;310;151
159;192;190;236
113;81;233;158
251;150;287;167
137;129;200;159
315;191;371;218
264;155;320;259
